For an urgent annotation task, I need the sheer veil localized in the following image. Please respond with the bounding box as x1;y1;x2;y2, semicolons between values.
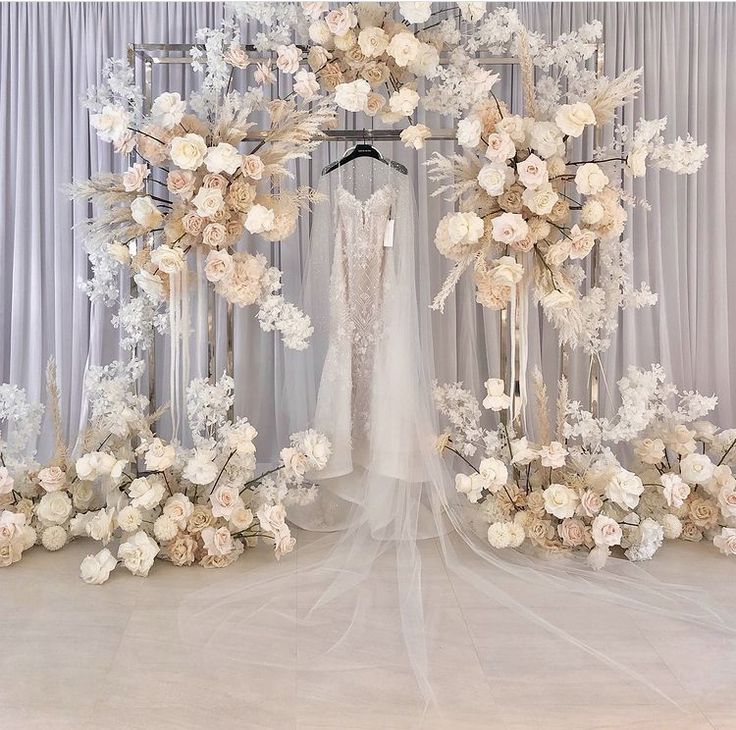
178;157;734;715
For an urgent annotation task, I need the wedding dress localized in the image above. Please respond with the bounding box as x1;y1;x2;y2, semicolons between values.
179;157;733;715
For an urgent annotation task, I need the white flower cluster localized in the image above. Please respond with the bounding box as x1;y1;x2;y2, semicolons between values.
112;295;168;351
435;366;734;570
0;384;44;473
256;294;314;351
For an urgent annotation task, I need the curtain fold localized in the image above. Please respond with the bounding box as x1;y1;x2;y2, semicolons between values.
1;2;735;459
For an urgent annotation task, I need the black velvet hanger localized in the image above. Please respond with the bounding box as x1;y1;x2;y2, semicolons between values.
321;142;408;176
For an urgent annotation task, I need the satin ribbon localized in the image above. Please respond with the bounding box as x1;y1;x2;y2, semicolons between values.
168;268;190;442
508;270;530;431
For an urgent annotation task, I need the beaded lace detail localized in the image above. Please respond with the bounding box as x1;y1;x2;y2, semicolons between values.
329;184;395;440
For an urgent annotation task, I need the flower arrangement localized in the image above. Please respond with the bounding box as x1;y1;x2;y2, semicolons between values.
435;365;736;569
427;10;707;354
73;23;336;352
231;1;480;147
0;362;330;581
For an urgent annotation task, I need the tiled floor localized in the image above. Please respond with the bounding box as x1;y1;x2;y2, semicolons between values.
1;535;734;729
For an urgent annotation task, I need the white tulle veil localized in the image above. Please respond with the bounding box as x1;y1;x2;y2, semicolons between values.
178;157;734;715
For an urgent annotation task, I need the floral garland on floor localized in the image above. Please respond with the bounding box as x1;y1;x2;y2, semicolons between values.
0;362;330;582
435;368;736;568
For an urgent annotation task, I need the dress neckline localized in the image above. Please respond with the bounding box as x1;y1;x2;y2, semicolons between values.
336;185;392;210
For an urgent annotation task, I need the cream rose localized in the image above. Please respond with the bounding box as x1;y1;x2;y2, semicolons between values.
224;43;249;69
150;245;185;274
122;163;149;192
578;490;603;518
680;453;715;485
294;69;320;101
130;197;163;229
358;27;389;58
325;6;357;36
517;154;548;189
400;124;431;150
568;225;597;260
530;121;565;158
204;142;242;175
386;32;421;67
134;270;165;302
244;204;275;234
660;473;690;508
364;92;386;117
170;133;207;170
558;517;586;547
605;469;644;510
80;548;117;585
204;249;234;283
36;491;73;526
399;1;432;23
575;163;609;196
389;87;420;116
490;256;523;287
554;102;595;138
591;514;622;547
484;132;516;163
542;483;579;519
713;527;736;556
167;169;196;200
477;163;513;196
151;92;186;129
191;187;225;218
210;484;244;520
276;44;301;74
38;466;66;493
162;493;193;528
128;476;166;511
522;183;558;216
334;79;371;113
491;212;529;245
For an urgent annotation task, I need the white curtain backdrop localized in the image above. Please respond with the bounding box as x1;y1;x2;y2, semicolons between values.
2;2;735;460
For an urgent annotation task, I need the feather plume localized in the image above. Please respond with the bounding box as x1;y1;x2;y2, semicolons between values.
587;68;642;125
45;358;68;467
532;367;550;445
556;376;569;441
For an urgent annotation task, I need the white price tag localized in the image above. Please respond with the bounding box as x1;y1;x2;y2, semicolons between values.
383;219;395;248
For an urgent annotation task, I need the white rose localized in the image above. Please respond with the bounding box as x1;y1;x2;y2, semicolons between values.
204;142;242;175
300;430;332;470
229;506;254;532
554;102;595;138
456;117;482;149
90;104;128;143
568;225;597;260
117;505;143;533
605;469;644;510
692;421;719;443
545;239;571;268
201;525;237;557
117;530;160;577
581;199;605;226
497;115;529;146
107;242;131;266
542;289;576;311
455;473;485;503
244;204;275;234
72;482;96;511
150;245;185;274
38;466;66;493
151;92;186;129
204;249;234;283
477;163;513;196
539;441;568;469
41;525;68;551
400;124;431;150
325;6;357;36
191;187;225;219
717;485;736;519
389;87;420;116
713;527;736;556
575;163;609;195
521;183;558;216
281;447;308;478
162;493;193;528
399;1;432;23
542;483;579;519
591;514;622;547
276;44;301;74
36;491;73;526
490;256;524;287
386;32;421;67
530;121;565;159
294;69;320;101
256;503;287;535
680;453;715;485
130;196;163;229
144;438;176;471
86;508;116;545
210;484;245;520
170;133;207;170
660;473;690;508
661;514;683;540
224;43;249;69
510;437;538;465
484;132;516;163
274;525;297;560
183;449;219;485
447;211;484;245
482;378;511;411
122;162;150;192
127;477;165;511
80;548;117;585
334;79;371;113
134;271;166;302
491;212;529;245
517;154;548;189
358;27;389;58
478;457;509;494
